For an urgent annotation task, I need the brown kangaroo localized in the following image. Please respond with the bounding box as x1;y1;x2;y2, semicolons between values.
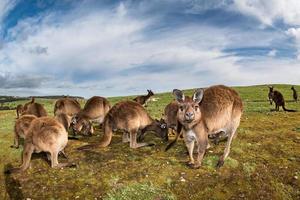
11;114;37;149
21;97;48;117
71;96;111;136
133;89;154;106
78;101;168;150
16;104;23;119
163;101;184;151
291;86;298;102
55;113;71;132
54;97;81;117
268;86;296;112
6;117;74;173
172;85;243;168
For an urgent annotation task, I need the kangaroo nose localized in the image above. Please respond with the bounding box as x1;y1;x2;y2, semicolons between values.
185;112;194;119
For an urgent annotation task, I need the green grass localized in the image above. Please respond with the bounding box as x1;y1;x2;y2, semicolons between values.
0;84;300;199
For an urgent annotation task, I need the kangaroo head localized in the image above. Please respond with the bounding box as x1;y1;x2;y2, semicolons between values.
71;115;92;135
147;90;154;96
22;98;35;115
291;86;295;90
154;118;168;142
173;88;204;128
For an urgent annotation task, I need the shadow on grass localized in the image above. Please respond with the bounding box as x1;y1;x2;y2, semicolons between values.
4;164;24;200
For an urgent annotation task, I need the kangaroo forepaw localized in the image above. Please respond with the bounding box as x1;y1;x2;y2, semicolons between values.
216;159;224;168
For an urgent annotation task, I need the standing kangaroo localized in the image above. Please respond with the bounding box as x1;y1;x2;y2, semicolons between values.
21;97;48;117
172;85;243;168
163;101;184;151
71;96;111;136
78;101;168;150
268;86;274;105
11;114;37;149
268;86;296;112
291;86;298;102
133;90;154;106
6;117;74;173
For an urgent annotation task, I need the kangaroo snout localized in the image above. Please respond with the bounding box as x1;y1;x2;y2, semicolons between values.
185;112;194;121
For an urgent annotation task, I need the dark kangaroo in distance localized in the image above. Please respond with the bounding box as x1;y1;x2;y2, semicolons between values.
71;96;111;136
133;89;154;106
11;114;37;149
268;86;274;105
78;101;168;150
173;85;243;168
268;86;296;112
6;117;74;173
291;86;298;102
16;104;23;119
21;97;48;117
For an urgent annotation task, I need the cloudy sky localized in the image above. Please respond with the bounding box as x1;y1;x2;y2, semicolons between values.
1;0;300;98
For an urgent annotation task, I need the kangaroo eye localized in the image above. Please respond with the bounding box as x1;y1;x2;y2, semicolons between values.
194;105;199;110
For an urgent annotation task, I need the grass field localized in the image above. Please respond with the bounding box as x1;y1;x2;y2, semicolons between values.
0;84;300;200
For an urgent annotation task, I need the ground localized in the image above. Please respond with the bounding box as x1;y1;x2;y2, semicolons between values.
0;84;299;200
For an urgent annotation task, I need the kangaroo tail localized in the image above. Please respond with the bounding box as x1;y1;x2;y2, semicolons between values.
283;105;297;112
98;116;113;147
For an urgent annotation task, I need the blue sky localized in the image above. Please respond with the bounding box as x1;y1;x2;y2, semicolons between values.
1;0;300;97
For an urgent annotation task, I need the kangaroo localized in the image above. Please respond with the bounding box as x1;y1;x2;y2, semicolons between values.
21;97;48;117
55;113;71;132
78;101;168;150
6;117;74;173
172;85;243;168
162;101;185;151
16;104;23;119
71;96;110;136
268;86;274;105
133;89;154;106
268;87;296;112
291;86;298;102
54;97;81;117
11;115;37;149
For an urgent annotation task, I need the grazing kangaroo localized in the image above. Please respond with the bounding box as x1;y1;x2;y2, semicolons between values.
6;117;73;173
21;97;48;117
16;104;23;119
268;87;296;112
78;101;168;150
11;115;37;149
71;96;110;136
172;85;243;168
133;89;154;106
54;97;81;117
291;86;298;102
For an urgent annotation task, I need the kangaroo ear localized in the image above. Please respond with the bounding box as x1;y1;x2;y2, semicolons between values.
193;89;204;104
173;89;185;103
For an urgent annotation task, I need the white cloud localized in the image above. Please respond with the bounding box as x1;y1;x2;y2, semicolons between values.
0;0;16;23
231;0;300;26
0;1;300;97
268;49;277;57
